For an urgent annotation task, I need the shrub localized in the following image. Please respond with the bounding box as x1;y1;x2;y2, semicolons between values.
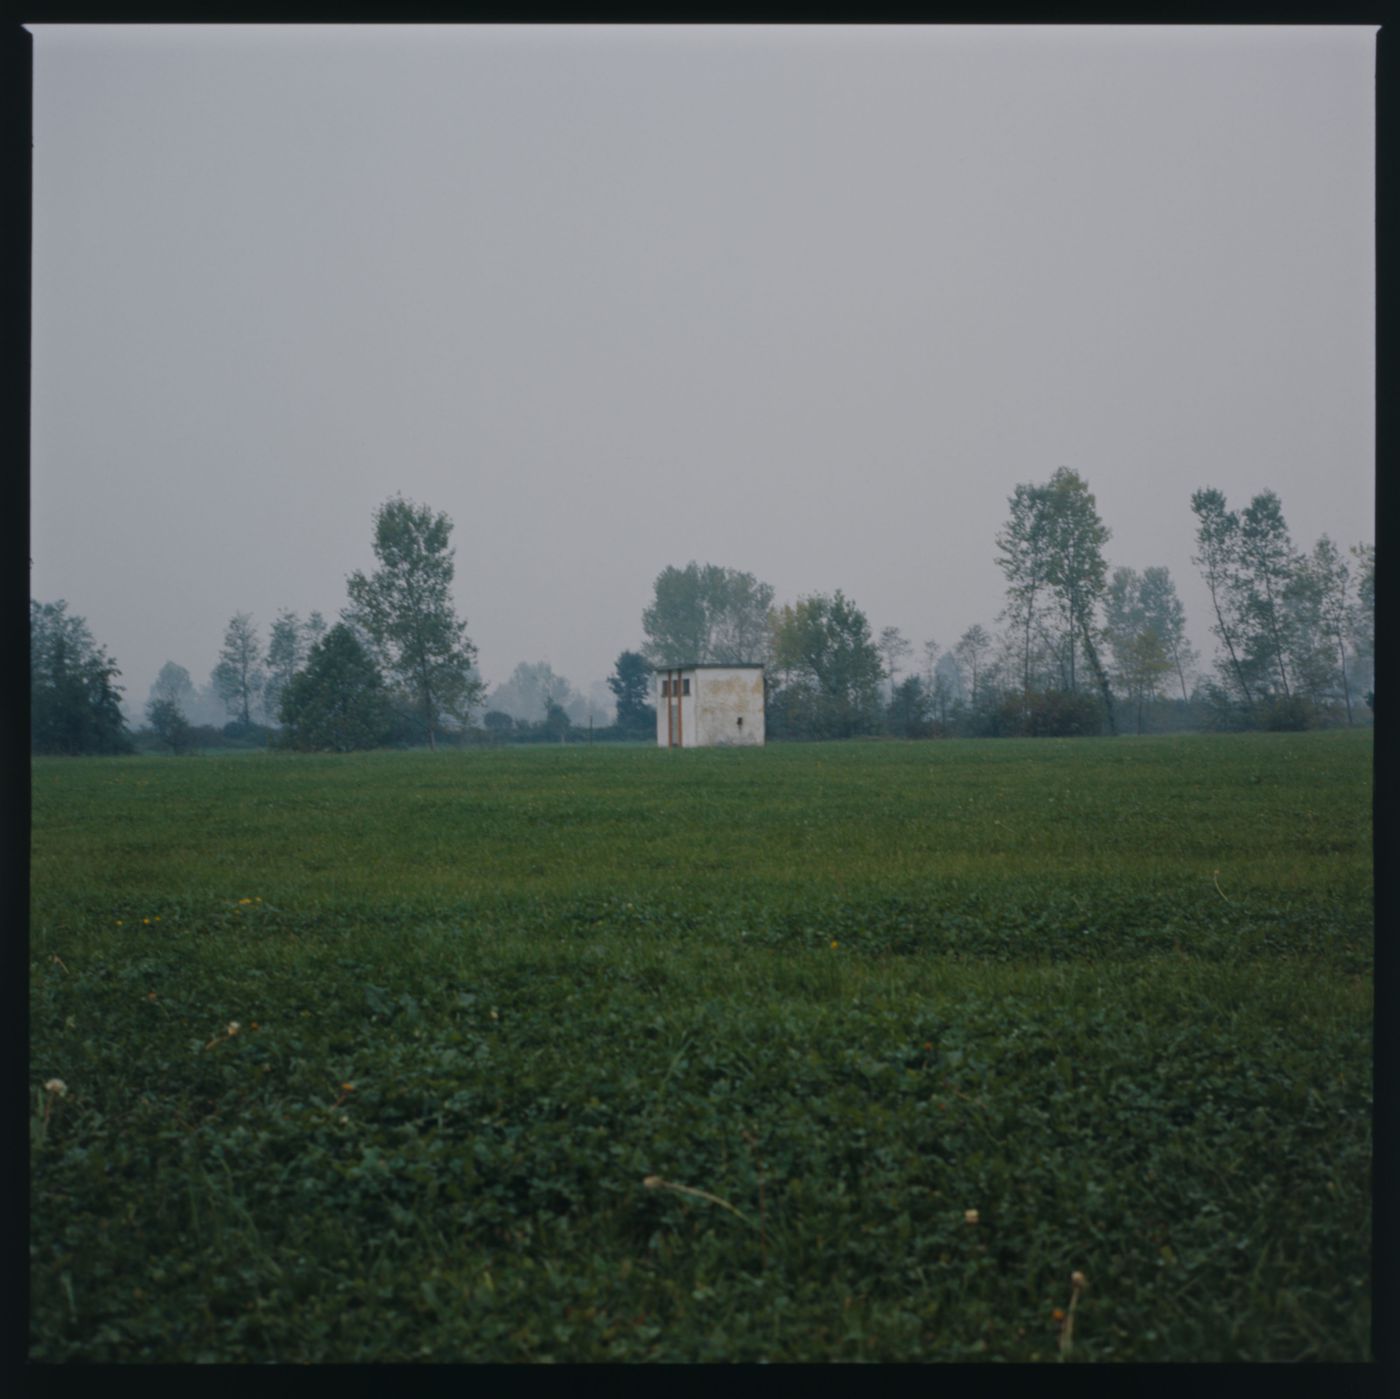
278;625;394;752
994;689;1104;738
1256;694;1315;732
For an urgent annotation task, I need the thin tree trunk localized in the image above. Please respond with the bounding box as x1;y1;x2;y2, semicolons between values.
1171;644;1189;703
1259;573;1291;698
1080;623;1117;736
1336;629;1353;726
1205;575;1254;706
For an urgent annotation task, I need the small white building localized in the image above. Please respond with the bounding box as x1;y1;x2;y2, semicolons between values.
655;664;765;748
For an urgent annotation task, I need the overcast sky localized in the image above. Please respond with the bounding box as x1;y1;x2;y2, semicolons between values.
28;24;1375;716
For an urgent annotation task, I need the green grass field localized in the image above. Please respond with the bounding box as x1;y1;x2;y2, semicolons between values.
29;731;1373;1362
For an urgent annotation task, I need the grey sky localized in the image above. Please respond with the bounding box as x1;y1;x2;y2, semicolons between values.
28;24;1375;717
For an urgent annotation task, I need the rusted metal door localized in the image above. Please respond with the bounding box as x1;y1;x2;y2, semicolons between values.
663;670;686;748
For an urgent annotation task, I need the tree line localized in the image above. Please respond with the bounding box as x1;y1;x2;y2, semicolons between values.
633;471;1371;740
31;474;1373;755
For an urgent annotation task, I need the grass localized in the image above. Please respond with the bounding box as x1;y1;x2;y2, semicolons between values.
29;730;1372;1361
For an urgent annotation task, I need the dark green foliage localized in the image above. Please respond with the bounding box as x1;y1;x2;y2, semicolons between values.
345;497;484;749
770;592;884;738
994;469;1116;732
542;701;571;743
145;698;193;755
885;675;933;738
608;650;656;734
30;599;133;755
1256;695;1315;733
483;710;516;738
29;734;1372;1361
277;625;393;752
1191;488;1255;706
994;689;1104;738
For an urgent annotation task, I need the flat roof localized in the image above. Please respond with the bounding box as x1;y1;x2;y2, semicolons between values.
651;662;765;671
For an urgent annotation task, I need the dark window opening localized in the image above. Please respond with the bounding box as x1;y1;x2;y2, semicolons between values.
682;678;691;695
736;715;744;728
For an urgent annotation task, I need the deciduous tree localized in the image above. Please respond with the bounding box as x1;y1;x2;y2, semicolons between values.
212;613;265;726
146;697;193;755
345;497;483;749
1138;566;1196;702
641;563;774;666
1294;536;1357;723
996;482;1053;694
1190;488;1254;706
264;611;309;722
1237;490;1298;699
770;591;883;738
278;624;393;752
953;625;991;710
1040;468;1115;732
488;661;578;724
148;661;196;715
30;600;132;755
877;626;913;700
607;650;656;734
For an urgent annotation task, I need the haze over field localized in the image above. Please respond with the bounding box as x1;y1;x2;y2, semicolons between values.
27;24;1375;717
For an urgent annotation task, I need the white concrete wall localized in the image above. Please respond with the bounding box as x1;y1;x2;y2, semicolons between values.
693;668;765;746
655;668;764;747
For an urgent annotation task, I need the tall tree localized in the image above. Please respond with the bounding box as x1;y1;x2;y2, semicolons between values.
212;613;265;726
1138;566;1196;703
641;562;774;666
145;698;193;755
263;610;308;722
607;650;656;734
876;626;913;701
148;660;196;715
1040;468;1114;729
278;624;394;752
1190;488;1254;706
1349;542;1374;663
30;600;132;755
995;482;1053;693
1237;490;1297;699
953;625;991;710
886;674;931;738
931;651;963;723
1297;536;1357;724
921;638;940;685
487;661;577;724
1103;569;1174;734
345;497;483;749
1104;566;1193;721
771;591;884;738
